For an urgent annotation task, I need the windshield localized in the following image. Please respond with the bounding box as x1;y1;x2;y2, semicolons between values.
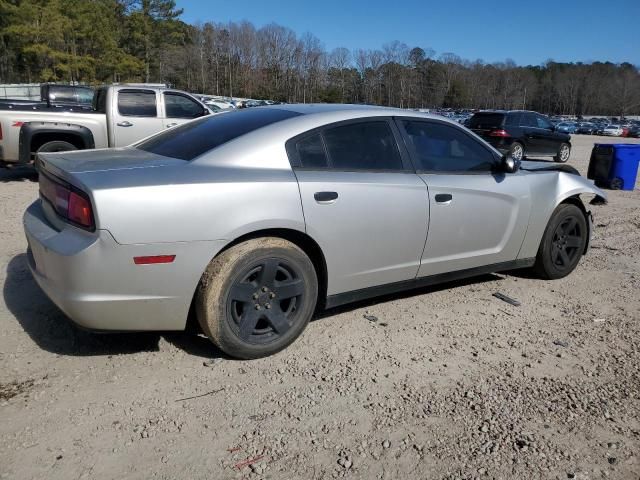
136;107;302;161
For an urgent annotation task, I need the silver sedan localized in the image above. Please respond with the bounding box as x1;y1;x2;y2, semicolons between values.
23;105;606;358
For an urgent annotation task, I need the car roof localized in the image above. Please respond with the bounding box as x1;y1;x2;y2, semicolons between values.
255;103;461;125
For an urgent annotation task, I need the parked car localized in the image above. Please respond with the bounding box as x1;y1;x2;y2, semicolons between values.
575;122;596;135
0;84;210;164
468;110;572;162
602;125;623;136
626;125;640;138
555;122;577;134
24;105;606;359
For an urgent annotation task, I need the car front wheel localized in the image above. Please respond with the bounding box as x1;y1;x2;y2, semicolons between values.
554;143;571;163
533;203;587;280
196;237;318;359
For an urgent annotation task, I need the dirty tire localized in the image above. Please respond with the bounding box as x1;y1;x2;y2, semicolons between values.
533;203;587;280
196;237;318;359
554;142;571;163
36;141;78;154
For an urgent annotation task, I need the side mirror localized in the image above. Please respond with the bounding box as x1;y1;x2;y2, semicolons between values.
501;154;520;173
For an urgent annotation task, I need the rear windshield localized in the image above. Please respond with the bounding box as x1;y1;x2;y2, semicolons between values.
468;113;505;129
136;108;302;161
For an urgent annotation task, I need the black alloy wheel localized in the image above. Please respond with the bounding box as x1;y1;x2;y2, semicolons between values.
227;258;305;344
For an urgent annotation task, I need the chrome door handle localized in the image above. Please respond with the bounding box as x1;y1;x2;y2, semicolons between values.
435;193;452;204
166;123;178;128
314;191;338;204
117;121;133;127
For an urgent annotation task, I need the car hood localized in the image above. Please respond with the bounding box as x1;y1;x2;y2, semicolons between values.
520;160;580;175
37;147;184;175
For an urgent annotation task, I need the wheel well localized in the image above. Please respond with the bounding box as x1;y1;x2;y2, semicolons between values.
559;195;590;254
185;228;329;333
31;132;86;152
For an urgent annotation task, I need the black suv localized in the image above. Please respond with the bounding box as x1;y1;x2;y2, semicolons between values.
468;110;572;163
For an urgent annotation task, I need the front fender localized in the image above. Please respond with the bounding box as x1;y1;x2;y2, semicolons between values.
518;172;607;260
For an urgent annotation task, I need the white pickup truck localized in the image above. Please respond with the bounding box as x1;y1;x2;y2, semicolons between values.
0;85;210;164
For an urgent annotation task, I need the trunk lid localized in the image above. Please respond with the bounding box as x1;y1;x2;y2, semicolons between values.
37;146;185;177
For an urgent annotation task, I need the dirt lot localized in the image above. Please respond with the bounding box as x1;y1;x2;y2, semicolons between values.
1;135;639;480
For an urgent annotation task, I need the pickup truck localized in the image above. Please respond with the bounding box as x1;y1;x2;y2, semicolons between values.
0;84;95;111
0;85;210;164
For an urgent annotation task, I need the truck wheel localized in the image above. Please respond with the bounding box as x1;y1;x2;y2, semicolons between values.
196;237;318;359
37;141;77;154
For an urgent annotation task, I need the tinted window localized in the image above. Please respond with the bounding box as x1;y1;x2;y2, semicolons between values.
468;113;505;129
323;121;403;171
296;134;328;168
93;88;107;113
402;121;497;172
164;93;205;119
536;115;552;129
118;90;157;117
520;113;537;127
137;108;301;161
505;113;522;126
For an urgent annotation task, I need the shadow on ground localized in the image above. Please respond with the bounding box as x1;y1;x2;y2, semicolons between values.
0;164;38;182
5;253;511;359
3;253;227;359
315;273;505;320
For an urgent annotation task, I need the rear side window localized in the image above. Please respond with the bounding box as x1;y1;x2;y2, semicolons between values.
402;120;497;172
520;113;537;127
323;121;403;171
137;108;302;161
164;92;205;119
468;113;505;129
505;113;522;126
118;90;157;117
296;134;328;168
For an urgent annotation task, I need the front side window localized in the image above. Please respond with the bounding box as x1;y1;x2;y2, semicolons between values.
536;115;552;129
322;121;403;171
118;90;157;117
402;120;497;172
164;93;205;119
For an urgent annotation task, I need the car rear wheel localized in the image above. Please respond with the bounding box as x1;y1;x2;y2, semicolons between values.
554;143;571;163
36;141;78;154
509;142;524;161
533;204;587;280
196;237;318;359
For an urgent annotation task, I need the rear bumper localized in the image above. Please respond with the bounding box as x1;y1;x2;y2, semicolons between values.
23;201;225;331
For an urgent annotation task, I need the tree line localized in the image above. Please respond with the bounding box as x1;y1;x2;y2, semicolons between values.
1;0;639;116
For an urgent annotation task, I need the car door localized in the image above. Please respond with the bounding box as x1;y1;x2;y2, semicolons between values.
396;118;532;277
288;118;429;296
534;113;560;154
112;89;163;147
519;112;546;155
162;91;209;129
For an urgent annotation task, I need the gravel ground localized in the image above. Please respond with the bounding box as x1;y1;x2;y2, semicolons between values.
1;136;639;480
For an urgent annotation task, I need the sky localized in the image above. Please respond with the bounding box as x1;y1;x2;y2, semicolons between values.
176;0;640;66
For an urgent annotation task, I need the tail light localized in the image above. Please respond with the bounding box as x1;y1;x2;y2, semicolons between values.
39;170;95;230
0;123;3;140
489;129;510;137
